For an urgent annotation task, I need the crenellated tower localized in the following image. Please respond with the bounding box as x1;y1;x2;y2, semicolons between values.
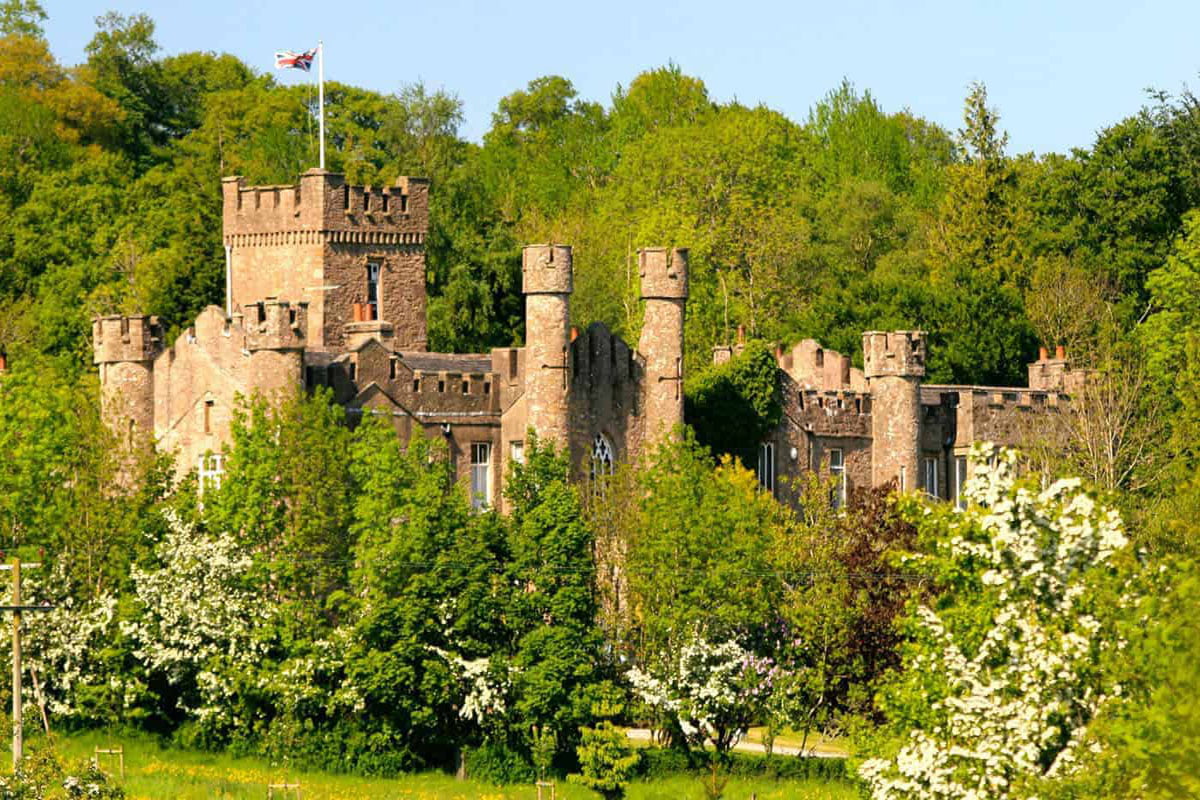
522;244;573;450
93;315;163;446
637;247;689;442
863;330;925;490
222;169;429;351
235;299;308;398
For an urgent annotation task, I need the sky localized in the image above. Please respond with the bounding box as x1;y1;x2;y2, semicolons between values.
44;0;1200;155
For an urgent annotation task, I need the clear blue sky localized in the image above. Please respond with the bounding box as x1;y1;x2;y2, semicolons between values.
45;0;1200;155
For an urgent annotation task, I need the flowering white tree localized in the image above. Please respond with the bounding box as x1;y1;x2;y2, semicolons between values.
629;633;774;753
859;444;1130;800
123;510;275;736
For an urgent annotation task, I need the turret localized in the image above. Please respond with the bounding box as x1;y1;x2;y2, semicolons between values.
240;299;307;398
637;247;689;442
863;330;925;490
93;315;163;445
522;244;573;450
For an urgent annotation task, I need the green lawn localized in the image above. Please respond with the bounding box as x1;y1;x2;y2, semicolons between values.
30;730;858;800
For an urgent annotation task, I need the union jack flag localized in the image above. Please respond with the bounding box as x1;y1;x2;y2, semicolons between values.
275;49;316;71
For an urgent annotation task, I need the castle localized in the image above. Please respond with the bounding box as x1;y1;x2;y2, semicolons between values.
93;169;687;511
92;169;1081;509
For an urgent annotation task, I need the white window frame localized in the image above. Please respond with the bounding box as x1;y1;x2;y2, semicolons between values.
924;457;938;499
470;442;491;511
198;452;225;495
830;448;846;508
954;455;969;510
470;442;492;511
509;440;525;466
366;260;382;319
757;442;775;494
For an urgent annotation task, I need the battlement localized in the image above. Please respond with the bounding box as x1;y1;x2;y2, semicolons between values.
1027;345;1088;393
800;389;871;415
236;300;307;352
93;315;163;364
522;244;574;295
863;330;926;379
639;247;689;300
222;170;429;242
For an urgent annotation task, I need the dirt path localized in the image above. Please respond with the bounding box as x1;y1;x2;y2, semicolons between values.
623;728;847;758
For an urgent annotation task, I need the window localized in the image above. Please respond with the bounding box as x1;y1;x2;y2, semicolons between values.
470;443;491;511
830;448;846;508
954;456;969;510
899;465;907;491
510;440;525;465
203;399;214;434
924;457;938;498
366;260;381;319
198;453;225;495
756;442;775;494
591;433;615;478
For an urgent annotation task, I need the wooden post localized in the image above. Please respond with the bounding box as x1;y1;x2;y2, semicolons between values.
0;560;53;770
11;557;20;770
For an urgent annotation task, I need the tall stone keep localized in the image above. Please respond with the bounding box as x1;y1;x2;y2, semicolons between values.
522;244;573;449
93;315;162;445
222;169;429;351
638;247;689;441
863;330;925;490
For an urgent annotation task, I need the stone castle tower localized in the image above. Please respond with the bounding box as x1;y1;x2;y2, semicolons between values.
863;330;925;490
521;244;574;450
637;247;689;441
222;169;429;351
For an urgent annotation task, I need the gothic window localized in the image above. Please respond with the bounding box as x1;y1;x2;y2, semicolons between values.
756;442;775;494
591;434;615;482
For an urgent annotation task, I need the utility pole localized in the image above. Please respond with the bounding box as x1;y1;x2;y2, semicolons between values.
0;559;53;770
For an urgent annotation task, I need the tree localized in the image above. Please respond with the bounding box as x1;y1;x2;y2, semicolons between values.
0;0;45;37
504;432;604;757
860;444;1132;800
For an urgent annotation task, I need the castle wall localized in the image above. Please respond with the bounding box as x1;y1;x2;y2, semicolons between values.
152;305;305;477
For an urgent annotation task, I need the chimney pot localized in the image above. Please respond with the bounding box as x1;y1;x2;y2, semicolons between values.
774;343;783;359
570;326;579;342
736;324;745;344
1055;345;1066;360
1039;346;1048;361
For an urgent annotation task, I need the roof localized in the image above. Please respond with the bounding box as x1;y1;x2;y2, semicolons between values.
397;351;494;375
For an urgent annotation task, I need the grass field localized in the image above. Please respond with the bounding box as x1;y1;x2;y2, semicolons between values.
29;730;858;800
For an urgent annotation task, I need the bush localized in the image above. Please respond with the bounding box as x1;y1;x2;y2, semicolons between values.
464;742;536;784
569;722;640;799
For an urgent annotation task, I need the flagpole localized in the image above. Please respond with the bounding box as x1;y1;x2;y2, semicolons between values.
317;40;325;169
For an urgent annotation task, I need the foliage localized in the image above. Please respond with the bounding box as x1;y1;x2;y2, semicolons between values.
859;444;1132;800
684;340;782;464
569;721;640;799
124;509;274;743
629;634;773;754
0;747;124;799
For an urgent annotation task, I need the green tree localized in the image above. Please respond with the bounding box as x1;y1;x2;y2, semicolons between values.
0;0;45;37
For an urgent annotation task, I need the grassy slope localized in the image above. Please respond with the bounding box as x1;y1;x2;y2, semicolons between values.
32;731;858;800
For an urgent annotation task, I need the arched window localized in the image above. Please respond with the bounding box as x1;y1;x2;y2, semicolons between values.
590;433;615;482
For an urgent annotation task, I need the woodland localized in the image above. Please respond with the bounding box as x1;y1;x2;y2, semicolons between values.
1;3;1199;799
